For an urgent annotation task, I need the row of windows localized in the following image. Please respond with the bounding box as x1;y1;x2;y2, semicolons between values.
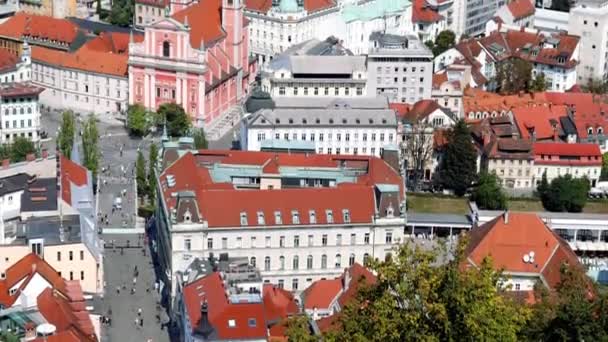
189;231;395;250
2;97;34;103
3;107;34;115
240;209;350;226
257;132;394;143
3;132;34;141
376;66;426;73
3;119;33;129
56;250;85;261
253;253;367;272
278;86;363;96
266;117;389;125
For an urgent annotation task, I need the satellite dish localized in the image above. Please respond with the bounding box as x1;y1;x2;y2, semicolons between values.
529;251;535;258
36;323;56;336
523;254;530;263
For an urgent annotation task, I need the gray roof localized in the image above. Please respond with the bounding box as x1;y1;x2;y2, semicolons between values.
368;32;433;58
247;107;397;128
282;37;353;56
0;173;29;196
13;214;82;246
21;177;58;212
272;96;389;110
408;212;473;226
289;55;366;75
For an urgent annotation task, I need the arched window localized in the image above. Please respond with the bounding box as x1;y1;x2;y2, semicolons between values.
279;256;285;270
307;255;313;269
588;127;594;135
162;41;170;57
264;256;270;271
250;256;256;267
335;254;341;268
321;254;327;269
349;253;355;266
363;253;370;266
292;256;299;270
598;127;604;135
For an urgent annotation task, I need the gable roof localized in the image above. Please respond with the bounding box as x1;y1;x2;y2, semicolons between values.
543;92;608;139
511;105;568;140
0;13;79;45
412;0;443;23
31;45;129;77
172;0;225;49
402;99;442;122
0;49;19;72
466;212;581;289
506;0;535;20
183;272;267;340
60;154;89;205
263;284;299;323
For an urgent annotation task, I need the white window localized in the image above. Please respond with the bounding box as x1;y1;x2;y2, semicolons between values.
326;210;334;223
236;237;242;248
221;237;228;249
343;209;351;223
184;238;191;251
308;235;313;246
207;238;213;249
265;236;271;248
386;231;393;244
309;210;316;224
307;255;313;269
349;254;355;266
364;233;370;244
322;234;328;246
321;254;327;269
335;254;341;268
280;236;285;248
294;235;300;247
279;256;285;270
274;211;282;225
336;234;342;245
292;210;300;224
240;212;248;225
257;211;265;225
264;256;271;271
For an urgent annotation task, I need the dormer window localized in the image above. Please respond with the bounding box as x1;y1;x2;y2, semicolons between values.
342;119;347;124
275;118;280;124
369;118;374;124
386;205;394;217
598;127;604;135
183;209;192;223
302;118;307;124
326;210;334;223
329;119;334;124
588;127;594;135
274;211;282;225
309;210;316;224
289;118;293;124
292;210;300;224
240;212;248;226
257;211;265;225
343;209;351;223
382;119;387;124
316;118;320;124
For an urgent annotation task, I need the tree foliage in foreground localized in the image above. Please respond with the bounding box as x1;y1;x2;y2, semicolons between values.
82;114;99;176
156;103;191;138
495;58;533;95
147;143;158;203
58;110;75;158
538;173;590;212
193;128;209;150
127;104;149;137
601;152;608;181
4;137;36;163
136;150;147;197
438;120;477;196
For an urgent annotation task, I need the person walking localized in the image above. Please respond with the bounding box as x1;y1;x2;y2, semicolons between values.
138;308;142;317
116;286;120;294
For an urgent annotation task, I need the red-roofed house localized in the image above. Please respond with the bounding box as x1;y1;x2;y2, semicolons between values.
302;263;376;325
466;212;582;296
0;254;98;341
431;68;466;118
533;142;602;186
153;148;405;309
494;0;535;28
412;0;447;42
129;0;256;134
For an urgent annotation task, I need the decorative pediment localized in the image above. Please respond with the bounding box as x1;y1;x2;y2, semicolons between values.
149;17;189;32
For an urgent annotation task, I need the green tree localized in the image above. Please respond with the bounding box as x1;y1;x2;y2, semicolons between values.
472;171;507;210
285;315;317;342
10;136;35;162
81;114;99;176
530;72;547;92
601;152;608;181
58;110;75;158
523;264;606;341
495;59;533;94
107;0;134;26
433;30;456;56
438;120;477;196
193;128;209;149
136;150;147;198
0;144;10;161
127;104;149;137
326;239;529;341
148;143;158;202
157;103;191;137
540;174;590;212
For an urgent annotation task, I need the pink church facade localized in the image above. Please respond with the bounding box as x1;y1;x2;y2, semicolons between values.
128;0;256;127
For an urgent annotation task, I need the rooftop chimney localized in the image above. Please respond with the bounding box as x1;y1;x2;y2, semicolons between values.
194;301;216;338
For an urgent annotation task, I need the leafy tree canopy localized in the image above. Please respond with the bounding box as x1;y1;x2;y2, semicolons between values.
82;114;99;176
193;128;209;150
495;59;533;95
9;137;35;162
58;110;75;158
425;30;456;57
472;171;507;210
530;72;547;92
127;104;149;137
157;103;191;137
438;120;477;196
538;174;590;212
601;152;608;181
136;150;147;197
107;0;133;27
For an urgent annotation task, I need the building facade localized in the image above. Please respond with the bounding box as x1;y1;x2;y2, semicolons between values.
17;0;77;18
366;32;433;104
451;0;507;37
533;142;603;187
243;97;398;156
0;82;43;144
568;0;608;83
128;0;256;132
152;148;406;308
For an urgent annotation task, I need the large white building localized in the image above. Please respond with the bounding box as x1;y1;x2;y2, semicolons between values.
451;0;507;37
245;0;413;64
568;0;608;83
0;83;43;144
153;145;406;309
242;97;398;156
367;32;434;104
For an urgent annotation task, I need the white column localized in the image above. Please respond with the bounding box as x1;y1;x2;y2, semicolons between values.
128;67;134;105
144;73;150;108
176;75;182;105
182;77;188;108
150;72;156;109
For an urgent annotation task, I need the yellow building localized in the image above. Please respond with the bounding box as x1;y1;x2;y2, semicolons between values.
18;0;76;18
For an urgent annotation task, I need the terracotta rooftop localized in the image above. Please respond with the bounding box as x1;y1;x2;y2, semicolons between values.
466;212;580;289
172;0;225;49
31;45;129;77
302;278;342;310
412;0;443;23
0;83;44;97
83;32;143;54
0;12;79;45
183;272;267;340
506;0;535;20
533;142;602;163
402;99;442;122
60;154;89;205
544;92;608;139
511;105;568;140
263;284;298;323
0;49;18;72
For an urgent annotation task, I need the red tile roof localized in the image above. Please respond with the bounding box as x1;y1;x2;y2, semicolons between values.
183;272;267;340
533;142;602;166
0;12;79;45
60;154;89;205
263;284;298;323
336;263;376;308
412;0;443;23
244;0;272;13
466;212;581;289
432;72;448;89
389;103;411;118
402;99;442;122
543;92;608;139
160;150;403;228
506;0;535;20
0;49;18;72
511;105;567;140
0;253;66;307
0;83;44;97
172;0;224;49
303;278;342;310
83;32;143;54
31;45;129;77
304;0;335;12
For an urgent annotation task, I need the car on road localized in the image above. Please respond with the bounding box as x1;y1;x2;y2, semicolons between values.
113;197;122;210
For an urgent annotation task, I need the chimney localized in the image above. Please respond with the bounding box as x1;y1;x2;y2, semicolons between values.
195;300;216;338
504;210;509;224
553;127;558;141
2;159;9;169
26;153;35;162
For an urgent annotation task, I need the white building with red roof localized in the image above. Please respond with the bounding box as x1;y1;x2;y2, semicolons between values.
466;212;582;299
411;0;449;42
569;0;608;83
494;0;535;29
533;142;603;187
153;146;405;310
0;253;98;341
